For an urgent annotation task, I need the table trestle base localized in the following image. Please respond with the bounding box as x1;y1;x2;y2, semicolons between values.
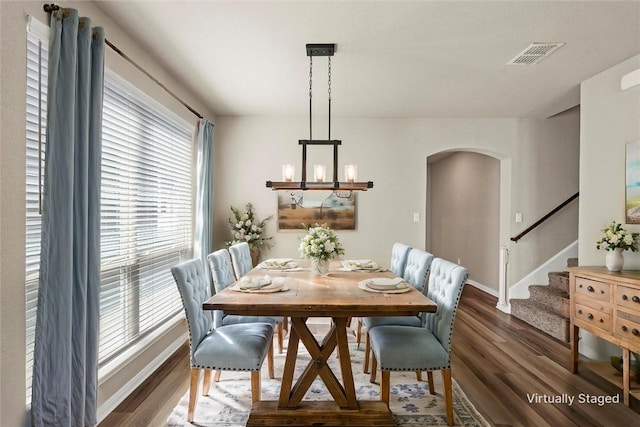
278;317;357;409
246;400;396;427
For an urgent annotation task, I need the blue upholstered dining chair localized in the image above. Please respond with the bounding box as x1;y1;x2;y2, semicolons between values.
171;259;274;423
389;242;412;276
229;241;254;279
363;248;434;373
356;243;413;347
207;248;286;354
368;258;468;427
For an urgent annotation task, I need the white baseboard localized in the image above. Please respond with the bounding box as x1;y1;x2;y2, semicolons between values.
496;302;511;314
467;279;499;298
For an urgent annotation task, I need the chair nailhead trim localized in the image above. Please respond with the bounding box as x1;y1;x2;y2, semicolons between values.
381;365;450;371
193;364;260;371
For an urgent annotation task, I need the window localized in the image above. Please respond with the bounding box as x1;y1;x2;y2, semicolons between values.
25;19;48;404
25;20;193;402
99;74;192;363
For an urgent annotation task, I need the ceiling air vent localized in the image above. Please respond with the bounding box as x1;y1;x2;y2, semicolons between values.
507;42;564;66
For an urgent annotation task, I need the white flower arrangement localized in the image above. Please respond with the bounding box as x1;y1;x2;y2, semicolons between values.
596;221;640;252
225;203;273;250
299;223;345;261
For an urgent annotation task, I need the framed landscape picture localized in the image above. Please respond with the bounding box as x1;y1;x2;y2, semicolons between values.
277;191;356;230
626;140;640;224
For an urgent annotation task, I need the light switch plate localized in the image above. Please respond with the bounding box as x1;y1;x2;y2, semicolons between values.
413;212;420;222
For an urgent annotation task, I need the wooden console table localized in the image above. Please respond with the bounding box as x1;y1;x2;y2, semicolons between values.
569;266;640;405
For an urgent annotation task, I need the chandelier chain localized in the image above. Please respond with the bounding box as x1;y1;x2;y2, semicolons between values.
309;55;313;140
328;57;332;100
309;56;313;99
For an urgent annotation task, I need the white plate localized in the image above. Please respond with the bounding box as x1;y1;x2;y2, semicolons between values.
365;277;405;290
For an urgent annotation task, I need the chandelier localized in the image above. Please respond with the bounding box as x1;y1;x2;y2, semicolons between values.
266;44;373;192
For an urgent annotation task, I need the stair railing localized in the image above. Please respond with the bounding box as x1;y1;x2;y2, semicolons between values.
511;192;579;243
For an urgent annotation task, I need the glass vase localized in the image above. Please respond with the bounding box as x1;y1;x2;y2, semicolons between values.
311;258;330;276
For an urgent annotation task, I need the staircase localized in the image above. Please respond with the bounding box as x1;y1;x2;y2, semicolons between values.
509;258;577;342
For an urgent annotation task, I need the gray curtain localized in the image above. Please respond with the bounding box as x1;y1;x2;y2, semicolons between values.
194;119;215;288
31;9;104;427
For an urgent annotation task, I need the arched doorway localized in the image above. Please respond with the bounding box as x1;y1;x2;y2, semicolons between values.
427;151;501;295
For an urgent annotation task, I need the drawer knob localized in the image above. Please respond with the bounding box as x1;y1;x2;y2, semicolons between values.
633;296;640;303
587;313;594;320
622;325;628;332
587;286;595;292
623;294;629;300
633;329;639;336
578;309;583;315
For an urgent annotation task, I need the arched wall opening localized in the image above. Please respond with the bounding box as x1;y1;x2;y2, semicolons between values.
426;149;511;296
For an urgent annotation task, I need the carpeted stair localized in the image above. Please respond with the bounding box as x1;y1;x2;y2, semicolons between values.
510;269;570;342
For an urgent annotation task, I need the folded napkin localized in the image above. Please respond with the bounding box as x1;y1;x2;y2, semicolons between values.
344;259;379;270
361;277;407;291
261;258;297;269
368;277;403;286
238;275;272;290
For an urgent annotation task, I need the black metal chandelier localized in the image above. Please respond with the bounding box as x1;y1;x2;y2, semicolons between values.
266;44;373;192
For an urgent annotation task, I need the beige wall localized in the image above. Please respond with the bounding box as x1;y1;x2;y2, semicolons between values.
429;152;500;290
580;54;640;266
508;108;581;282
0;1;215;425
578;54;640;359
213;116;579;287
213;117;514;268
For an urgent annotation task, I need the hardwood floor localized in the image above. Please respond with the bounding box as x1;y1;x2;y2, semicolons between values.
99;285;640;427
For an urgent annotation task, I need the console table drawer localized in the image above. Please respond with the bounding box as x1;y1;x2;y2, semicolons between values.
573;293;610;312
616;285;640;313
615;310;640;348
575;302;612;332
575;277;611;302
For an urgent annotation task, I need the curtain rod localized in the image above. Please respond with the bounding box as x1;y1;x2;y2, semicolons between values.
43;3;204;120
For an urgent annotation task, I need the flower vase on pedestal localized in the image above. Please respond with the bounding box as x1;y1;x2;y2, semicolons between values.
605;248;624;272
311;258;330;276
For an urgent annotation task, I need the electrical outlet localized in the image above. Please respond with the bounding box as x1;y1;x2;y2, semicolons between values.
457;258;461;265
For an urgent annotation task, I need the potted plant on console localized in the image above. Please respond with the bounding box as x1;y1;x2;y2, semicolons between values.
596;220;640;272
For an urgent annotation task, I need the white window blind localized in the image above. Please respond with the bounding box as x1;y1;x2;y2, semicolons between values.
99;74;192;363
25;21;48;404
25;19;194;403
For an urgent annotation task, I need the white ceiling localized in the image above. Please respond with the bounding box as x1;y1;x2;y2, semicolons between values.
95;1;640;119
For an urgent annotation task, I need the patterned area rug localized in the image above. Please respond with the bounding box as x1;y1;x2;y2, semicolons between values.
167;342;489;427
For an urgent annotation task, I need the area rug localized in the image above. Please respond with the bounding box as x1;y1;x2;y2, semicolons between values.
167;343;489;427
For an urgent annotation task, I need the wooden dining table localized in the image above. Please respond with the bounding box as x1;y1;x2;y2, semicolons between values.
202;259;437;427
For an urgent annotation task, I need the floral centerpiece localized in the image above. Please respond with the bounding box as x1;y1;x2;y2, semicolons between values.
299;223;344;275
596;220;639;271
226;203;273;263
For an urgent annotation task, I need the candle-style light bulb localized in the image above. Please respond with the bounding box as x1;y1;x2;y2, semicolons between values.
282;164;295;182
314;164;326;182
344;164;358;183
